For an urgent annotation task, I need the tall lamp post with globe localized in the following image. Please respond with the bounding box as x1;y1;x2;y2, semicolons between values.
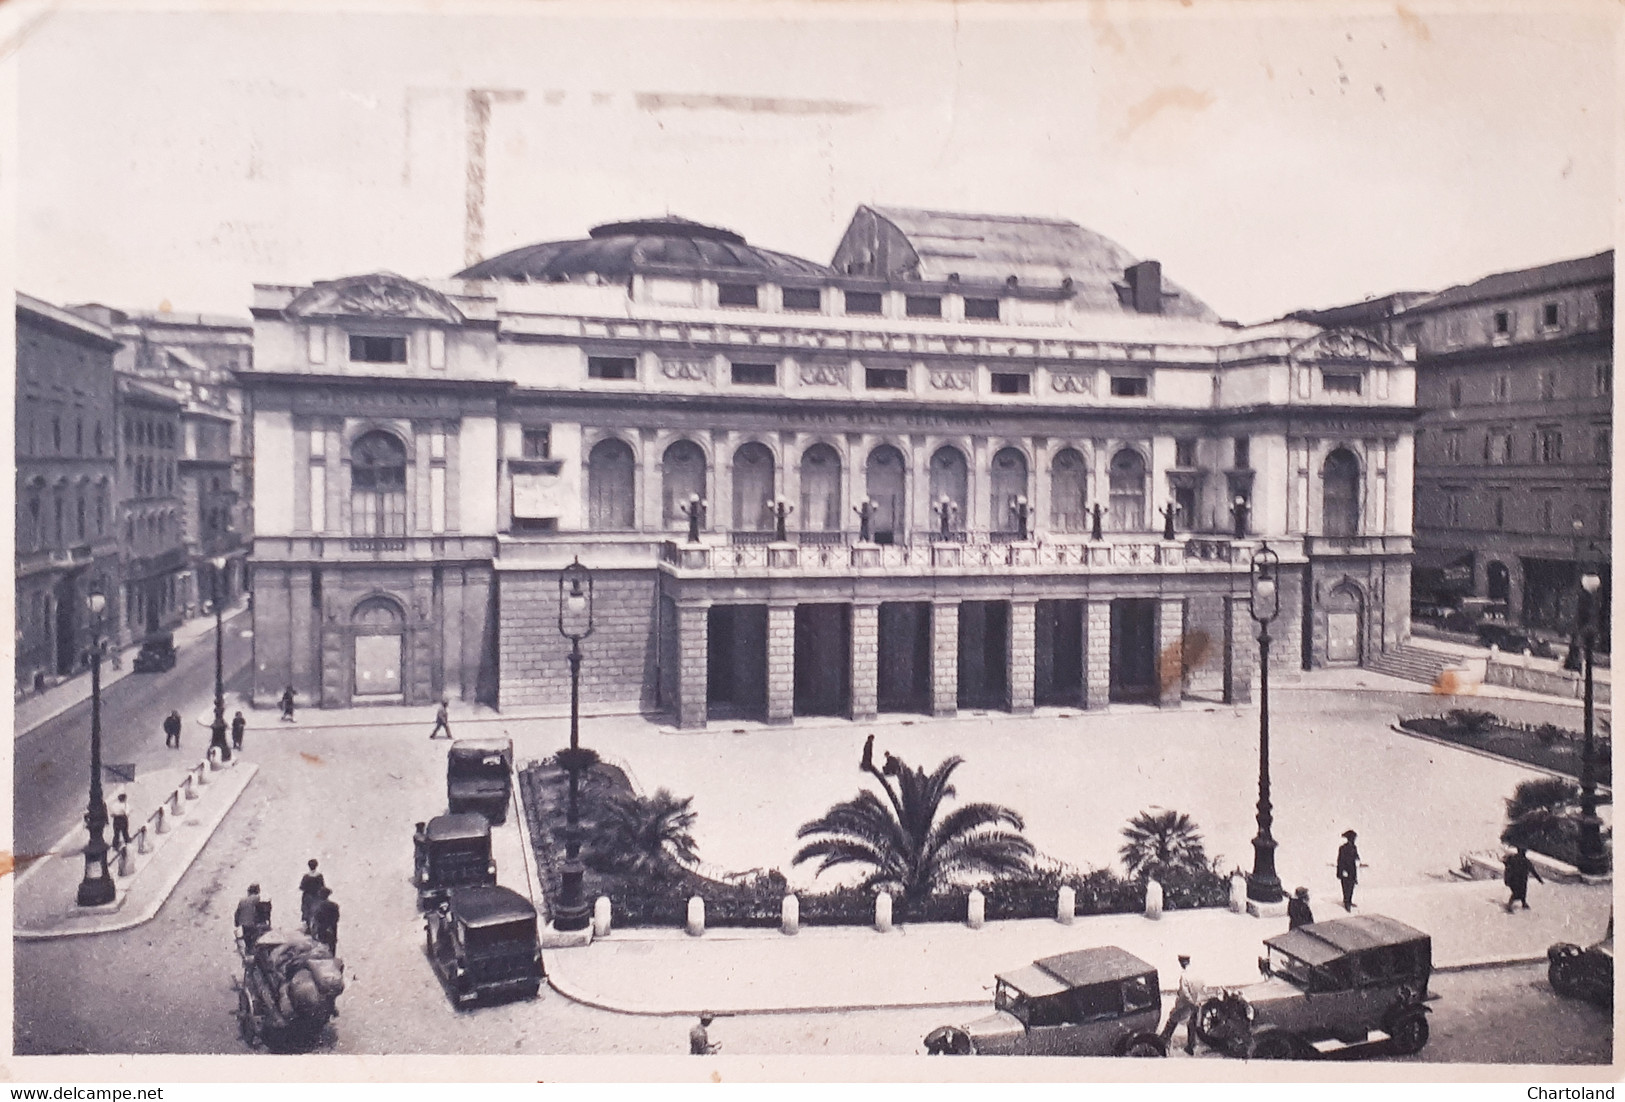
76;589;115;907
1576;539;1607;875
553;557;596;931
1246;544;1285;909
208;553;232;763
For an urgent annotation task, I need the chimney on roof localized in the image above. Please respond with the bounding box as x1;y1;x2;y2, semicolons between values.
1124;260;1163;315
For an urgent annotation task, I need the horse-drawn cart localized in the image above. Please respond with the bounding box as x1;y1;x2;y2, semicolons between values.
236;929;346;1049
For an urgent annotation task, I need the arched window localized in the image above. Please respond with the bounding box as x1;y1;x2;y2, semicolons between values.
353;594;404;628
27;494;41;551
94;422;103;457
732;442;775;531
1322;448;1361;537
661;440;707;529
351;430;408;536
991;447;1029;534
1050;448;1088;533
800;443;843;532
928;446;967;533
1108;448;1147;532
587;437;636;530
866;444;907;544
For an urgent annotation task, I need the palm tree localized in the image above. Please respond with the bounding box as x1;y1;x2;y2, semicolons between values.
1501;777;1582;855
588;788;700;883
792;746;1034;905
1119;808;1208;880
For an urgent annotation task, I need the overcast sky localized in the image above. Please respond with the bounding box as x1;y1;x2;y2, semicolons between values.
14;0;1619;324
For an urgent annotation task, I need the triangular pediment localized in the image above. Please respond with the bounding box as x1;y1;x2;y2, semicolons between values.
286;273;464;324
1289;327;1400;363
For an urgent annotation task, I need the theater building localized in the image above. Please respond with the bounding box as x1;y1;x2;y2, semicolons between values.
242;207;1417;722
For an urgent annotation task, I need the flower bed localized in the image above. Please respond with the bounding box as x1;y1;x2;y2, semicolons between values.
1397;709;1612;785
518;759;1230;929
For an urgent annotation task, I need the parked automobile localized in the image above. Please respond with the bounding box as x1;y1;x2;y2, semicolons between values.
132;632;177;673
412;813;496;909
924;946;1165;1057
447;738;514;824
424;885;543;1006
1549;914;1613;1006
1475;620;1557;658
1196;914;1433;1059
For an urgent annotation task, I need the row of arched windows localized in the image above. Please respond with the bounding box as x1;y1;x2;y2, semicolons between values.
582;438;1366;537
20;481;111;552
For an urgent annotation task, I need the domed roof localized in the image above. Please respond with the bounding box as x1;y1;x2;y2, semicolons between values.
456;216;832;282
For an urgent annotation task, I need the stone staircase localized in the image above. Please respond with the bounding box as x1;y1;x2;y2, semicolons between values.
1365;643;1466;687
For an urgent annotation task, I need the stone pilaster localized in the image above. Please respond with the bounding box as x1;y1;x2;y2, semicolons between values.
766;601;796;725
1008;599;1036;714
1226;595;1254;705
676;600;710;729
850;602;879;721
931;599;959;717
288;566;316;700
1158;597;1184;708
1084;598;1112;710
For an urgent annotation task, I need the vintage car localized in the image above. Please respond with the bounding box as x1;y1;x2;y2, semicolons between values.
447;738;514;824
132;632;177;673
1549;914;1613;1006
413;813;497;909
924;946;1166;1057
1197;914;1433;1060
425;884;543;1006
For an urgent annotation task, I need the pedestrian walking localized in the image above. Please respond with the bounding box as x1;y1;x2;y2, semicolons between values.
235;883;267;952
163;709;183;749
231;710;246;751
1158;954;1204;1055
429;698;452;740
1336;829;1361;911
110;792;132;848
279;686;296;722
299;859;326;932
689;1015;719;1055
1503;846;1544;911
311;887;340;953
1287;886;1314;929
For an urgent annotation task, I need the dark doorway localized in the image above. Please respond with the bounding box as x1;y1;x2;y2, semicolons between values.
1036;599;1084;707
878;601;931;713
54;579;78;675
707;605;768;719
958;601;1010;710
1110;598;1158;703
1487;560;1511;603
794;604;851;717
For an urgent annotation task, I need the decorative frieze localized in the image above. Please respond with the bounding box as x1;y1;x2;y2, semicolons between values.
798;361;847;387
661;357;713;382
929;369;973;391
1051;371;1094;395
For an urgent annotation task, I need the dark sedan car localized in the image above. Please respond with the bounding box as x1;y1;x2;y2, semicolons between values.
132;632;177;673
1549;915;1613;1006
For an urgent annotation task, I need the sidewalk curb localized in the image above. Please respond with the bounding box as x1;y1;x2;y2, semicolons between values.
15;761;259;940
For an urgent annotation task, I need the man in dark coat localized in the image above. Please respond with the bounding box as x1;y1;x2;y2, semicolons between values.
163;709;183;749
311;887;340;953
299;859;326;932
279;686;296;722
1336;830;1360;911
429;699;451;740
235;884;267;951
231;710;247;751
1287;886;1314;929
1503;846;1544;911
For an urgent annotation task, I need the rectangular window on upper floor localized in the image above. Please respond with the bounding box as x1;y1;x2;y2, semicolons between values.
1444;431;1462;463
1540;370;1558;401
905;295;942;318
1322;373;1363;396
1595;428;1611;464
844;291;883;316
1110;376;1148;398
1233;436;1251;470
1542;302;1562;330
1537;426;1563;464
865;367;909;390
1597;289;1614;327
522;427;552;459
964;297;1001;321
1493;373;1511;403
349;335;407;364
588;356;637;381
1595;362;1611;396
782;287;822;312
1493;310;1511;336
717;283;759;308
731;362;777;386
1449;378;1463;408
1175;438;1198;467
990;372;1030;395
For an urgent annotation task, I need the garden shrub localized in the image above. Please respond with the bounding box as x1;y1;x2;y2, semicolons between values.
1447;708;1499;736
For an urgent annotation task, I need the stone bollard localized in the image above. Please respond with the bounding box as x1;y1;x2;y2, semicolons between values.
1144;877;1164;920
207;745;221;771
1229;872;1248;914
966;888;985;930
874;891;893;933
137;825;152;854
197;760;211;784
686;895;706;937
153;807;169;835
183;776;198;802
781;894;799;936
592;895;613;938
116;844;134;877
1056;885;1076;925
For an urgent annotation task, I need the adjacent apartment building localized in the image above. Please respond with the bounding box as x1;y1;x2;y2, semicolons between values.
240;207;1419;722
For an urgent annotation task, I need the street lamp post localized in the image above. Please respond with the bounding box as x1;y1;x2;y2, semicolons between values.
209;554;231;763
1576;542;1607;875
553;558;596;932
1012;495;1030;540
1233;495;1251;540
681;494;706;545
1247;544;1284;907
77;589;115;907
